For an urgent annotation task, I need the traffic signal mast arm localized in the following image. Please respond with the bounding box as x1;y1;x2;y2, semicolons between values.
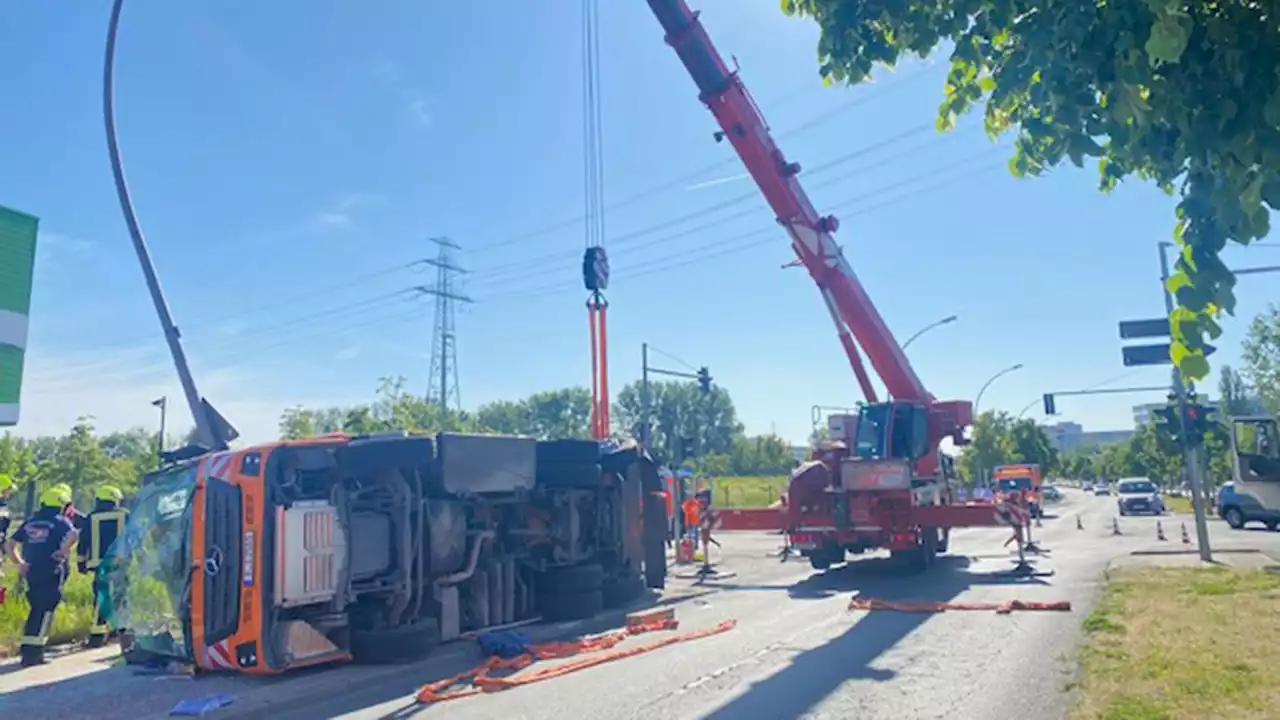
642;0;948;416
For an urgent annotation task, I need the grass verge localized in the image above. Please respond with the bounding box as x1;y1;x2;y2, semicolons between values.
709;476;787;508
1074;566;1280;719
0;564;95;657
1164;495;1195;515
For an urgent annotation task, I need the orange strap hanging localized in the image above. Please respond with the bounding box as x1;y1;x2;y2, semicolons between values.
416;617;736;704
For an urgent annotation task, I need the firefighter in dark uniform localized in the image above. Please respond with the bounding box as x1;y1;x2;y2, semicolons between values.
8;485;79;667
78;484;128;648
55;482;87;531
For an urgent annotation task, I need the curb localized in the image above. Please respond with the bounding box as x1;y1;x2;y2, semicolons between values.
1129;547;1263;557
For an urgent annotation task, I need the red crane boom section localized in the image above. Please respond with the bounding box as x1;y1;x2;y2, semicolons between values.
644;0;932;406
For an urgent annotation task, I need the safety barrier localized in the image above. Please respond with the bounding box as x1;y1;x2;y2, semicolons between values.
716;508;782;531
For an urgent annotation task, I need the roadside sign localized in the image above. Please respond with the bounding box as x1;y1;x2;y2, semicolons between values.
0;205;39;427
1122;342;1216;367
1118;317;1171;339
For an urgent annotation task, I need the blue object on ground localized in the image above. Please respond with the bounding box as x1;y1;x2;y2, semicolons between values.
169;694;236;716
477;630;531;658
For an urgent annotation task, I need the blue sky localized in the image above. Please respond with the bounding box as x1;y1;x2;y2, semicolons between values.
3;0;1277;445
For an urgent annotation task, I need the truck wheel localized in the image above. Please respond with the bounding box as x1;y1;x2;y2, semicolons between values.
538;589;605;622
602;574;647;608
1223;507;1246;529
892;529;936;573
539;563;605;596
350;618;441;665
808;553;833;571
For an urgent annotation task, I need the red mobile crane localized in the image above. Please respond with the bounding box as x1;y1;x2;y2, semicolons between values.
644;0;1024;572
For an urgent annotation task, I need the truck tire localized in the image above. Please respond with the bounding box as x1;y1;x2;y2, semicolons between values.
936;527;950;554
538;589;605;622
891;529;937;573
603;574;647;608
539;563;605;595
1223;506;1245;529
350;619;440;665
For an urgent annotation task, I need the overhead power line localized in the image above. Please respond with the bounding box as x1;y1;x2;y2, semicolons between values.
479;151;1007;304
465;62;938;255
468;118;963;285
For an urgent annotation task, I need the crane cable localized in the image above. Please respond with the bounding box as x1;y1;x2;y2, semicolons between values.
582;0;611;440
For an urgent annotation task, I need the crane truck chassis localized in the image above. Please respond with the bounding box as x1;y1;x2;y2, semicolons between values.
105;432;668;674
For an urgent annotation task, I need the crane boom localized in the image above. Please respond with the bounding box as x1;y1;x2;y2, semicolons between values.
644;0;936;405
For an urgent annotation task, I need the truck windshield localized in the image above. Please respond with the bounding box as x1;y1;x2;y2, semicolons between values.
102;463;198;661
997;477;1032;492
854;404;890;459
1118;481;1156;494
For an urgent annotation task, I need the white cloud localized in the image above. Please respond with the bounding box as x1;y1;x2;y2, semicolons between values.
334;345;360;361
371;56;433;129
308;193;373;231
35;232;97;270
10;345;360;445
684;173;750;191
410;100;432;127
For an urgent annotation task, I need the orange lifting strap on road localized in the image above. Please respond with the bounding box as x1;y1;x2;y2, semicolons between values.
416;616;738;704
848;597;1072;614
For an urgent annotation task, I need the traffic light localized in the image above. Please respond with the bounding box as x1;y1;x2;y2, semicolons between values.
1043;394;1056;415
697;366;712;394
1182;403;1215;445
1152;405;1181;443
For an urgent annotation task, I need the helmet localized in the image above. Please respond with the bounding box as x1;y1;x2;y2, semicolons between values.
0;473;13;493
96;485;124;503
40;485;73;509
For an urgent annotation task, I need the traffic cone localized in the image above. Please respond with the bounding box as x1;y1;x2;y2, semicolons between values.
1157;520;1166;541
1112;516;1122;535
1181;523;1191;544
1076;515;1083;530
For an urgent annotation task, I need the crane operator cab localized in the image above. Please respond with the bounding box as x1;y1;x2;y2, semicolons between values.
1224;416;1280;529
852;402;929;464
830;401;946;492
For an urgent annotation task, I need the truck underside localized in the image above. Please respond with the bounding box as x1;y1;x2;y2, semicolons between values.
253;433;668;670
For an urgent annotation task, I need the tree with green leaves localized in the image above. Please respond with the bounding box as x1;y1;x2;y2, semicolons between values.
612;380;742;463
1241;304;1280;416
782;0;1278;381
1217;363;1256;417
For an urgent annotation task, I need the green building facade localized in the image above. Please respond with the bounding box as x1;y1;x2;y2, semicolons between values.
0;205;38;427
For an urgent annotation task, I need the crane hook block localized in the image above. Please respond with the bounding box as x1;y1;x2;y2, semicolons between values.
818;215;839;234
583;246;611;292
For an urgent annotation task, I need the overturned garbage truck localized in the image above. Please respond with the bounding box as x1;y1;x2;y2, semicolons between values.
104;431;669;674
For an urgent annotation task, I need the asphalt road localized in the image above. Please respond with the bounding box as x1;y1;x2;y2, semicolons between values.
10;489;1273;720
264;488;1253;720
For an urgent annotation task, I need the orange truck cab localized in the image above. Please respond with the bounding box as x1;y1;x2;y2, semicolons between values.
992;464;1043;519
102;432;668;674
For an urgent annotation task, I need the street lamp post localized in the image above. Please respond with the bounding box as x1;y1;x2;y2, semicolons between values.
1017;398;1038;419
974;363;1025;416
901;314;959;350
972;363;1024;488
152;396;167;466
